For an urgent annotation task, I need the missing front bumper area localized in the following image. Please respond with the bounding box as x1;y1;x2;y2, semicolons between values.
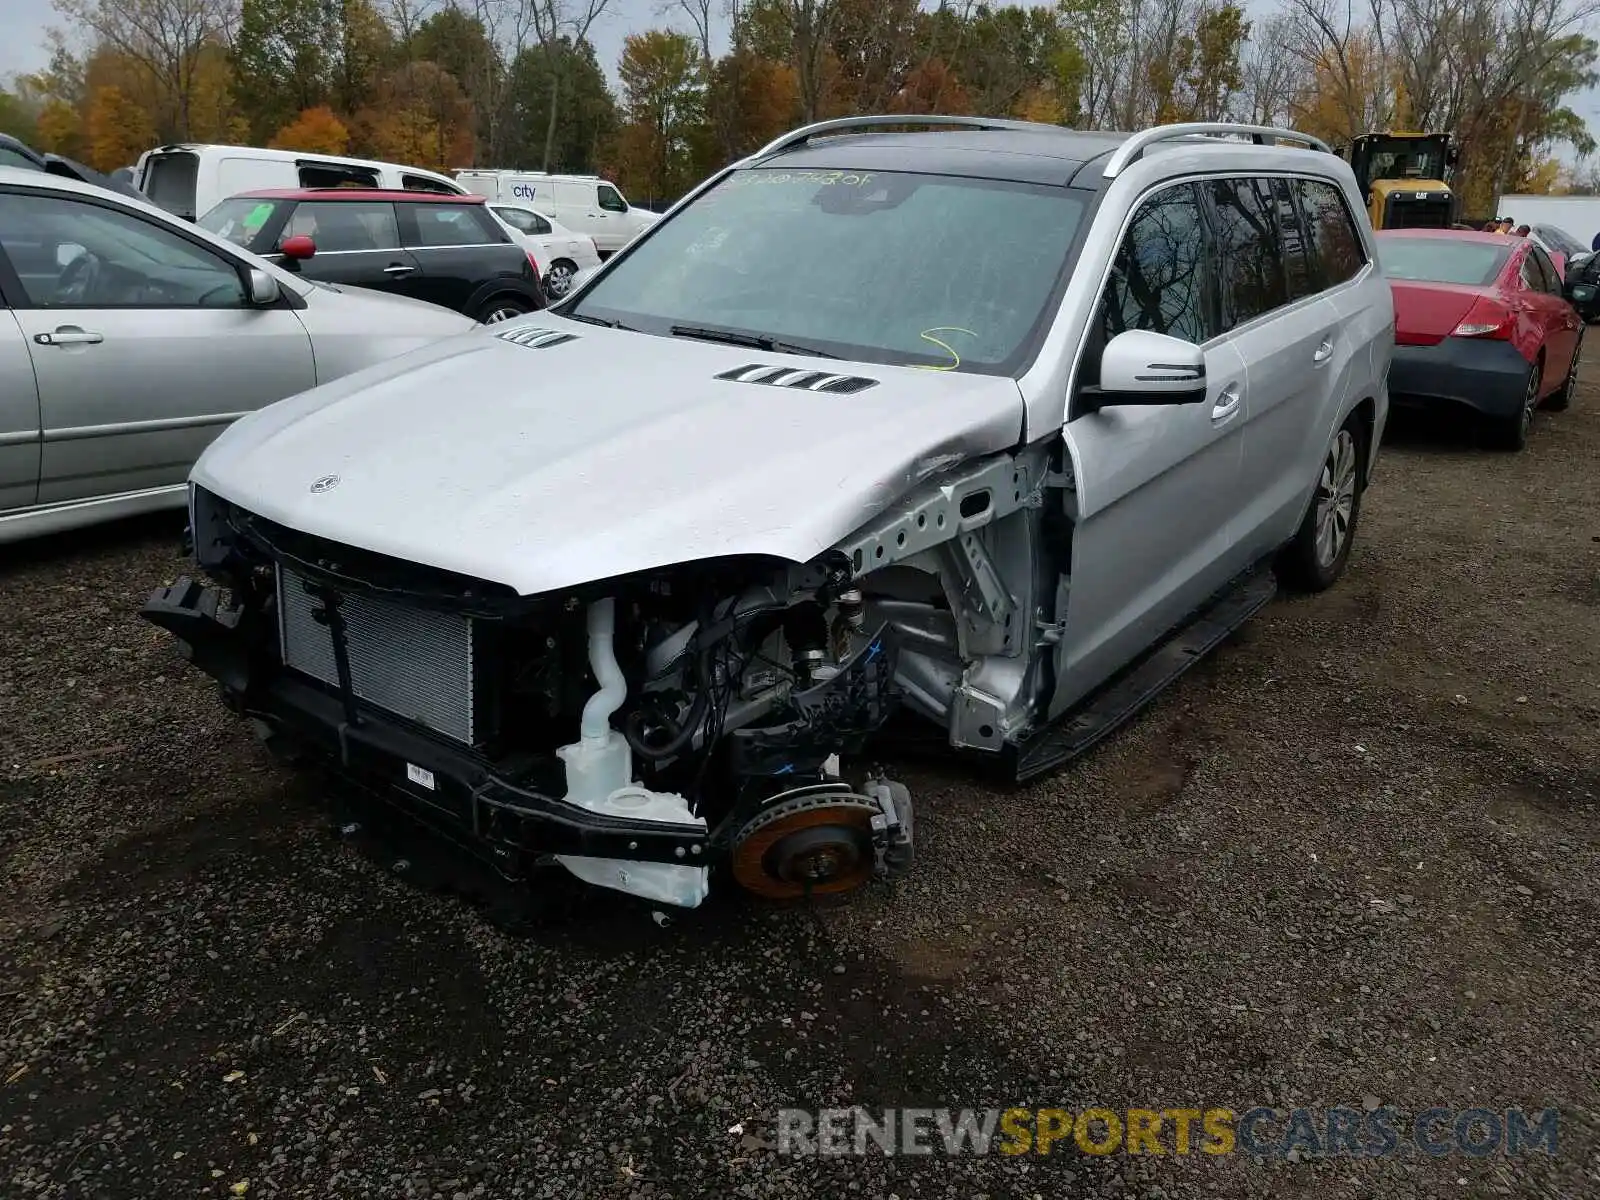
141;577;913;909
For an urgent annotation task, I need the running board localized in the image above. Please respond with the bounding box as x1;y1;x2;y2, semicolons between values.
1006;568;1278;782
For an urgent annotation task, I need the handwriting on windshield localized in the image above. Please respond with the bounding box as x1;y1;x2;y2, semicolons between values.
727;170;877;189
914;327;979;372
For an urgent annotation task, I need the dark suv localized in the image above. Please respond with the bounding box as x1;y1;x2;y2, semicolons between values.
198;188;546;322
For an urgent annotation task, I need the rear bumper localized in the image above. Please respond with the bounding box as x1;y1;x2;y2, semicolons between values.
1388;337;1530;419
141;578;710;872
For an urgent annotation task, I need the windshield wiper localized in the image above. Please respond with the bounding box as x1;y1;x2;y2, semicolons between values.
564;312;641;331
669;324;838;359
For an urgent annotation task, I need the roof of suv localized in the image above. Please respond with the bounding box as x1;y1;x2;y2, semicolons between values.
768;129;1131;188
235;188;485;204
752;120;1343;190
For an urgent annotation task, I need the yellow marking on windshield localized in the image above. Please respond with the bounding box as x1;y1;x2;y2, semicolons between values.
913;327;979;372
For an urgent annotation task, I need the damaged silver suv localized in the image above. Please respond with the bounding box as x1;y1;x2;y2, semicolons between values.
144;117;1392;909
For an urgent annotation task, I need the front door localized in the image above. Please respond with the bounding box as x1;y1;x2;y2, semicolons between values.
0;186;316;505
275;199;423;302
1052;181;1251;715
0;311;40;513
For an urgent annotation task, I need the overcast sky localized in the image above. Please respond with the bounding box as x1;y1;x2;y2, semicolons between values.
4;0;1600;165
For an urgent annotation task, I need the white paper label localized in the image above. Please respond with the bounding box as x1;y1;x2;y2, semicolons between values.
406;763;436;790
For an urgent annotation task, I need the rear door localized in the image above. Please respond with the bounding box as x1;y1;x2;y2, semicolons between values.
0;185;315;505
276;199;422;299
1522;244;1582;390
1052;181;1250;715
396;199;521;315
1210;175;1346;563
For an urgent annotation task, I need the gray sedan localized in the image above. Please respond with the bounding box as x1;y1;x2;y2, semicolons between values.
0;167;478;544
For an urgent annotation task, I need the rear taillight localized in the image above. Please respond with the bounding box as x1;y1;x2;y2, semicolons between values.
526;250;541;281
1452;296;1513;339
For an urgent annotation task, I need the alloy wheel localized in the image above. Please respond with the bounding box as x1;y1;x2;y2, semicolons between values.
546;263;575;297
1314;429;1358;568
483;306;524;324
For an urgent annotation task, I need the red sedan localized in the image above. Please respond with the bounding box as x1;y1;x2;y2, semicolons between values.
1375;229;1583;450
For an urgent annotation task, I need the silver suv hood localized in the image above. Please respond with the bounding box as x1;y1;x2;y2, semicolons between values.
192;318;1025;595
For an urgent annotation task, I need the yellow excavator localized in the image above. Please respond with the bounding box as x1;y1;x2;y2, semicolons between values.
1345;132;1458;229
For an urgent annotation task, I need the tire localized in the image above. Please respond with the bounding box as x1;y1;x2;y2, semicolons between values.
1543;332;1581;412
1488;355;1541;450
478;296;532;324
1276;412;1367;593
544;259;579;299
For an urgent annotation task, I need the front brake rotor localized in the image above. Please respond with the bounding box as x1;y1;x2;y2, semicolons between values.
729;791;881;900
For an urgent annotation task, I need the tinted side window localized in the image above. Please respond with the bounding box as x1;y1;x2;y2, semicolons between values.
0;191;246;308
1272;178;1316;301
1102;182;1214;344
1208;178;1288;325
1298;179;1365;288
408;203;505;246
1528;247;1560;294
285;201;399;252
597;184;628;213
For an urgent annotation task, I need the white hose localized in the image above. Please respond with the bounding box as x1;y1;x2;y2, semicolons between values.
580;596;627;743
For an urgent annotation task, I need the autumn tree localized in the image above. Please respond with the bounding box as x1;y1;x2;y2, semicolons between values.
355;61;474;168
269;105;351;153
501;38;618;171
408;6;502;159
611;30;706;204
707;49;799;160
52;0;236;139
85;84;155;168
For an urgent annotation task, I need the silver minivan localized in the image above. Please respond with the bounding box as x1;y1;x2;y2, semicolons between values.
145;118;1392;912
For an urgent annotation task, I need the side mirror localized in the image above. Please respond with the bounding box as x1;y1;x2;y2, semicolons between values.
247;268;281;305
1081;330;1208;412
279;235;316;262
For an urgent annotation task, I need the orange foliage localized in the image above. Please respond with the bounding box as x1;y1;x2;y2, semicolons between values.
1290;34;1388;147
889;58;970;115
33;98;83;158
85;85;154;170
1012;85;1065;125
714;52;800;155
353;62;474;169
270;106;351;155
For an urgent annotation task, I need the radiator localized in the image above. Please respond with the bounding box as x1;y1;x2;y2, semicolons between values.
277;566;475;744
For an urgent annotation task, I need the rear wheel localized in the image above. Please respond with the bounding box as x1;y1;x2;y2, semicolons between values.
1543;333;1581;412
1489;355;1541;450
544;260;579;298
479;296;532;324
1276;412;1366;592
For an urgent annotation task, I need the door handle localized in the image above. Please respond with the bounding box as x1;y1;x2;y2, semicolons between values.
1211;383;1242;421
35;328;104;347
383;264;416;275
1312;336;1335;364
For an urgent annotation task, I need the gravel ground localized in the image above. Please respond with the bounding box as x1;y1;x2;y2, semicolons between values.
3;369;1598;1200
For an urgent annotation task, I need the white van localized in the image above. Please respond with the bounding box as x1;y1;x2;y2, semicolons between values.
135;144;467;222
453;170;659;255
